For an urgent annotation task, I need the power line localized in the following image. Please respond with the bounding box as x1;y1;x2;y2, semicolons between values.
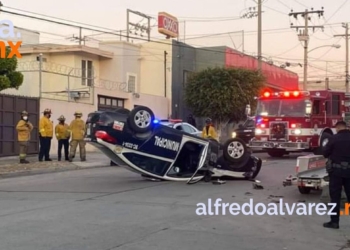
324;0;348;25
289;7;325;90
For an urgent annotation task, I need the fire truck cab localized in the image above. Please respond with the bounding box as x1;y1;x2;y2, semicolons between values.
248;90;350;157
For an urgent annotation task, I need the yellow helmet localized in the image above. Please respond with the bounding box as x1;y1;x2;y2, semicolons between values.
58;115;65;121
74;111;82;116
43;108;52;114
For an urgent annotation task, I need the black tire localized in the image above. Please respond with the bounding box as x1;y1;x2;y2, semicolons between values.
298;186;311;194
267;150;285;158
223;138;250;164
249;157;262;179
314;132;332;155
128;106;155;133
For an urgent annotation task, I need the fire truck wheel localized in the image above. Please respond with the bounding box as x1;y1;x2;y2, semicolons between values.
267;150;285;157
223;138;250;164
298;186;311;194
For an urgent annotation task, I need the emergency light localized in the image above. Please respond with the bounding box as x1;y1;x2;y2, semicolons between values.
261;90;309;98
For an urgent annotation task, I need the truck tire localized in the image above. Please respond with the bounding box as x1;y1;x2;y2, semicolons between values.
223;138;250;164
128;106;155;133
298;186;311;194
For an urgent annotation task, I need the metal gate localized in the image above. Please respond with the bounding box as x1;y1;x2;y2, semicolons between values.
0;94;40;157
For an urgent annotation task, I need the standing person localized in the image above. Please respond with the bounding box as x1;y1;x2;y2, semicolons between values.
16;111;34;164
68;111;86;162
322;120;350;229
39;108;53;161
201;118;218;140
187;114;197;128
55;115;70;161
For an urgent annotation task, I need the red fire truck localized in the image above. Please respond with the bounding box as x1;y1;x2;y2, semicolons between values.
248;89;350;157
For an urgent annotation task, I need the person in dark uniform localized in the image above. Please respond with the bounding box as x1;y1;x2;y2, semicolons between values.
187;114;197;128
322;120;350;229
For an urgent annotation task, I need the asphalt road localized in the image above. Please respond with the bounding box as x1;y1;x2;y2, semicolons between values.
0;152;349;250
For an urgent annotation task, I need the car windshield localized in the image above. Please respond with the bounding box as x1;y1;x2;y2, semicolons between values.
256;99;307;117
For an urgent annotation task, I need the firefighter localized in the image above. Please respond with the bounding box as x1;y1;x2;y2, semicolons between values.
68;111;86;162
55;115;70;161
16;111;34;164
202;118;218;140
39;108;53;161
322;120;350;229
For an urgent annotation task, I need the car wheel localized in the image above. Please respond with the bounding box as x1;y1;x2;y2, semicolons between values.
223;138;250;164
245;157;262;179
128;106;155;133
298;186;311;194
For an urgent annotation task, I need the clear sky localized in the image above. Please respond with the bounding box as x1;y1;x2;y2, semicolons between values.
1;0;349;82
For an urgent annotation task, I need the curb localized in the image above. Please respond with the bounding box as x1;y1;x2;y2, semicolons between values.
0;162;110;179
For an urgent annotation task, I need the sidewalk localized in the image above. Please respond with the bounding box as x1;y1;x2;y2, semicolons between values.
0;152;111;178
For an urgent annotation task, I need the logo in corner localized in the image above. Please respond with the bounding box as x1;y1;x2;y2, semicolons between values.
0;20;22;58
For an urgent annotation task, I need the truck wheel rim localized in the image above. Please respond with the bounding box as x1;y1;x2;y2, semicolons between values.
134;110;151;128
227;141;244;158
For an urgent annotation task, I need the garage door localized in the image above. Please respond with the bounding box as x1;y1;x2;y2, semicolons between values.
0;94;40;157
97;95;125;111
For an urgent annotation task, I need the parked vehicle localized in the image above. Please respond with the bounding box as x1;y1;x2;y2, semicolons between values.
84;106;262;183
232;117;255;144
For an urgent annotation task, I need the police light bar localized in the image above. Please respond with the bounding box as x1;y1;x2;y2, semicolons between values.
261;90;310;98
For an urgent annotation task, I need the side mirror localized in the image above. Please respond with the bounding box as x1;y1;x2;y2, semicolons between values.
245;104;251;116
239;124;244;129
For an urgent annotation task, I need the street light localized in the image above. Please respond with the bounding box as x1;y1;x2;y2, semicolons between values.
303;44;341;90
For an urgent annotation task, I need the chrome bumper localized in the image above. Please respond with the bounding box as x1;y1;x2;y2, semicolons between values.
249;140;309;150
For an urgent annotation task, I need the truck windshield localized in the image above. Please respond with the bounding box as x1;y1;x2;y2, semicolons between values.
256;99;307;117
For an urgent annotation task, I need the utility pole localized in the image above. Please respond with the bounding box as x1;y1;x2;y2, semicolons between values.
126;9;152;42
257;0;262;71
334;23;349;93
289;8;324;90
241;5;261;69
164;51;167;97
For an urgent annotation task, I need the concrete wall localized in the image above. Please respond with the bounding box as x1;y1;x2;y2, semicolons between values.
195;46;225;71
40;98;97;156
171;40;196;120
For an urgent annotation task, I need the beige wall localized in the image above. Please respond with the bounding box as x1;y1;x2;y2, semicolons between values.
99;41;141;92
139;40;173;98
132;93;169;119
40;98;98;156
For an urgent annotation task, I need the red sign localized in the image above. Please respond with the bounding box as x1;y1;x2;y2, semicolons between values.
225;48;299;90
158;12;179;38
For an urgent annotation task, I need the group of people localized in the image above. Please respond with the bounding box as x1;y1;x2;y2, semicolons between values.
16;108;87;164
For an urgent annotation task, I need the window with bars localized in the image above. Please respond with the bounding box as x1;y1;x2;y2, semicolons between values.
82;60;93;86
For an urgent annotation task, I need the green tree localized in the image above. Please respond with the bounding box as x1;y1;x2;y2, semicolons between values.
184;66;265;138
0;47;24;91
